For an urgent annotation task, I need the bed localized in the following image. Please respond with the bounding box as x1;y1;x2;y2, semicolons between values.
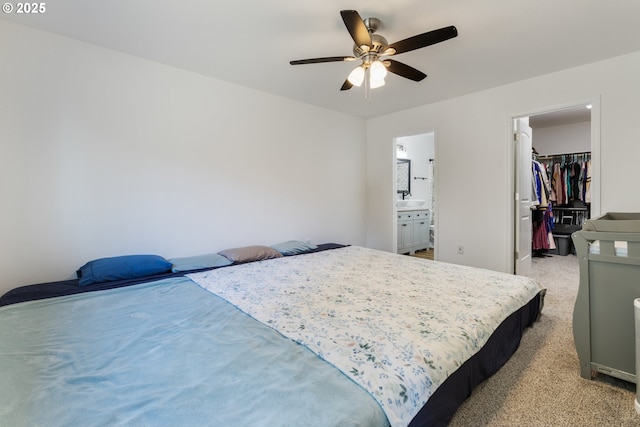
0;243;543;426
571;213;640;383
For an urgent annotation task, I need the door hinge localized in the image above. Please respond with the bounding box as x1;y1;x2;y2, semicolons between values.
514;132;519;142
515;251;520;260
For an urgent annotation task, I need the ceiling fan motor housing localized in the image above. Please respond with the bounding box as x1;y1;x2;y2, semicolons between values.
353;33;389;59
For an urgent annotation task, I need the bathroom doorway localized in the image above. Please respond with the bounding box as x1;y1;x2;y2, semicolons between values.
395;132;436;259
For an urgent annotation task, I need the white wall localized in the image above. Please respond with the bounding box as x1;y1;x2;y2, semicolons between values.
0;21;367;294
533;121;590;156
367;50;640;273
3;21;640;294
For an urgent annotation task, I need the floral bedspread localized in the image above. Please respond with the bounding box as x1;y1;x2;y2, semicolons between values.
188;246;541;426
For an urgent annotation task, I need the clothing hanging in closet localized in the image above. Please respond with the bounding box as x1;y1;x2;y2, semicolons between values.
531;159;555;251
543;154;591;206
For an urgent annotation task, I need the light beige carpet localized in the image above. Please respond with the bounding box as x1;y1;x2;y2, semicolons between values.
448;254;638;427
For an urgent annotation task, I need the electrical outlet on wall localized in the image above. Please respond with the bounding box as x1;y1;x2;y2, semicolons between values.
457;245;464;254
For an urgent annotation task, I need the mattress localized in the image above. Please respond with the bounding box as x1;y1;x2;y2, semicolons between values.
190;246;541;425
0;245;543;426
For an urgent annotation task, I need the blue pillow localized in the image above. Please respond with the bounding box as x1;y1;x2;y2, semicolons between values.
168;253;233;272
270;240;318;256
76;255;172;286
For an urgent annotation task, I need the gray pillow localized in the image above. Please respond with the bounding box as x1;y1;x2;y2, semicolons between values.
168;253;233;272
218;245;283;264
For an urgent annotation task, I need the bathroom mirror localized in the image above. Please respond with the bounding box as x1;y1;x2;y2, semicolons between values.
396;159;411;195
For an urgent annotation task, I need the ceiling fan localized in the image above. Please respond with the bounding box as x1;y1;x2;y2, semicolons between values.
290;10;458;95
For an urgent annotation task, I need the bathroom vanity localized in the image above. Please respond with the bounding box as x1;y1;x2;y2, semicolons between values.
397;205;432;254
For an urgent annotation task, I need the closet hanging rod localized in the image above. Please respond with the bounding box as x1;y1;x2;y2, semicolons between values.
536;151;591;161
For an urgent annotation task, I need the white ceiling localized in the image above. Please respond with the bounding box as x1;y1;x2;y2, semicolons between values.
3;0;640;119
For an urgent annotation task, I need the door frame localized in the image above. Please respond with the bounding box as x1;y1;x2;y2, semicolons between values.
508;97;601;273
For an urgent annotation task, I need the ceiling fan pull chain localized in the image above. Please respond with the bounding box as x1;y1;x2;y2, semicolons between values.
364;67;372;102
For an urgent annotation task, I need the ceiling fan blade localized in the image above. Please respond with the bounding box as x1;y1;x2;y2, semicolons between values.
340;10;372;49
340;79;353;90
290;56;356;65
387;26;458;55
340;79;353;91
385;59;427;82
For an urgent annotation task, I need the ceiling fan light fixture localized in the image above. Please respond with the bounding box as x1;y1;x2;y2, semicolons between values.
347;66;365;86
370;77;386;89
370;60;388;81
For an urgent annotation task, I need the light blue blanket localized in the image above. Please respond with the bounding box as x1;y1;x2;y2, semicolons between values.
0;277;388;427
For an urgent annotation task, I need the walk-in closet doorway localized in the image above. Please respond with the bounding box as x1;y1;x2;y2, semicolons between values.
512;100;600;275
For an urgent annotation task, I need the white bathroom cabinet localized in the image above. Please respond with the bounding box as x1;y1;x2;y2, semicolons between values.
397;209;432;254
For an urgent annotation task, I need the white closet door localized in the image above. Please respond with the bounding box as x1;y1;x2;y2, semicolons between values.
514;118;533;276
